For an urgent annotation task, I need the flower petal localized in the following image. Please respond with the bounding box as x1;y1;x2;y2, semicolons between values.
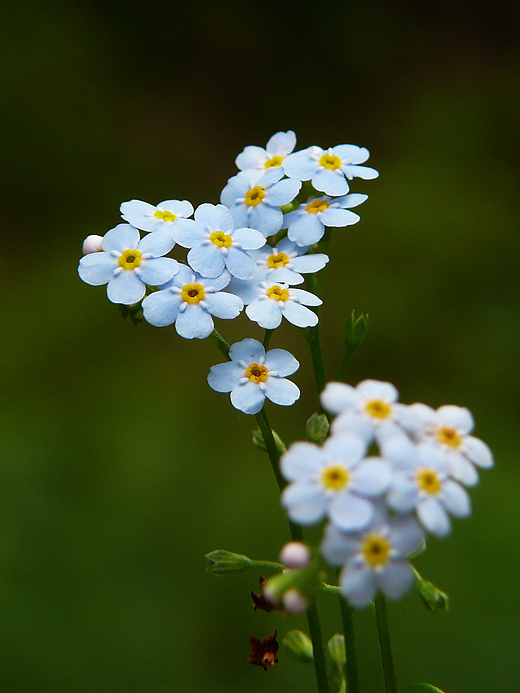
230;380;266;414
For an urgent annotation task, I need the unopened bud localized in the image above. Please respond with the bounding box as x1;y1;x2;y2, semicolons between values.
82;235;104;255
306;412;330;444
204;549;252;575
280;542;311;569
416;577;449;612
283;589;308;614
283;630;314;663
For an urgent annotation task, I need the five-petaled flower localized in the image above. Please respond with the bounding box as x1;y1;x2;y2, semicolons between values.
235;130;297;183
120;198;194;234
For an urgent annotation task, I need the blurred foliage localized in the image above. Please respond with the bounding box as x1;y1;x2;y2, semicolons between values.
1;0;519;691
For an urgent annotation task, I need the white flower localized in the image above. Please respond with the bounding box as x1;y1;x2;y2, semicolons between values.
78;224;178;305
235;130;297;182
409;403;494;487
321;509;424;608
281;433;391;531
207;338;299;414
321;380;419;445
82;235;104;254
120;199;194;234
386;442;471;538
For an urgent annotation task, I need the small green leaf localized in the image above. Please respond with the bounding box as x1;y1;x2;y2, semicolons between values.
283;630;314;663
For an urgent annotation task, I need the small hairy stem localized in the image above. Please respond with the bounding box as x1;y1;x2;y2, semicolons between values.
306;598;331;693
338;592;361;693
375;594;399;693
210;329;231;358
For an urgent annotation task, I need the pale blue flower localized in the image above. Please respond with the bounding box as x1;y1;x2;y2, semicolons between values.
247;237;329;285
142;264;243;339
78;224;178;305
284;193;368;247
207;338;300;414
321;507;424;608
283;144;379;197
228;277;322;329
170;203;265;280
235;130;297;183
281;433;391;531
221;168;301;237
120;199;194;234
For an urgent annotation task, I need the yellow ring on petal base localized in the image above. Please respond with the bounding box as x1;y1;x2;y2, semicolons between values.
209;230;232;248
306;199;330;215
267;252;290;269
362;534;391;567
264;155;284;169
154;210;177;223
417;469;441;495
245;363;268;383
321;465;350;492
436;426;462;448
118;249;142;270
245;186;266;206
181;283;206;304
266;286;290;302
319;153;342;170
364;399;392;420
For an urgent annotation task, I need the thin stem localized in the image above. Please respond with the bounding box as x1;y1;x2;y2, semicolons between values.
210;329;230;358
375;594;399;693
306;598;331;693
263;328;274;350
255;408;287;496
339;594;360;693
306;322;328;396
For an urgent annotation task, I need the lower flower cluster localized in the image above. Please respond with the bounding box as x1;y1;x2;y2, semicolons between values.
280;379;493;607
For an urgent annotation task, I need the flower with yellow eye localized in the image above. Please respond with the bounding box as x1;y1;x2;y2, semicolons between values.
284;193;368;247
170;203;265;280
386;442;471;538
281;433;391;531
78;224;178;305
283;144;379;197
207;338;300;414
120;199;194;234
321;508;424;608
221;167;301;237
321;380;420;445
142;264;243;339
234;130;297;183
408;403;494;487
247;237;329;285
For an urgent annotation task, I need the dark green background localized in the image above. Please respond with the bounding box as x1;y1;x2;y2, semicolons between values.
1;1;519;691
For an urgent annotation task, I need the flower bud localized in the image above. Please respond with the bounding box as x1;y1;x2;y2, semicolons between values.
306;412;330;445
416;577;449;612
280;542;311;569
283;630;314;663
82;235;104;255
327;634;346;691
283;589;308;614
204;549;252;575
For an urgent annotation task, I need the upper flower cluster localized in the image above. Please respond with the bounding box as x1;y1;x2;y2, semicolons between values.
281;379;493;607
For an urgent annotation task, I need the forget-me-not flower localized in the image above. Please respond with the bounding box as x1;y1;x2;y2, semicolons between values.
283;144;378;197
120;199;194;234
235;130;297;183
207;338;300;414
284;193;368;247
221;168;301;237
142;264;243;339
78;224;178;305
247;237;329;285
170;203;265;280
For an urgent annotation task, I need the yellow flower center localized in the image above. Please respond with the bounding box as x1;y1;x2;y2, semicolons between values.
417;469;442;495
266;285;290;302
436;426;462;448
306;199;330;215
267;252;290;269
265;155;284;169
364;399;392;420
362;534;391;567
319;153;342;170
245;186;266;206
321;465;350;491
209;230;233;248
154;209;177;223
118;249;142;270
180;283;206;304
245;363;269;383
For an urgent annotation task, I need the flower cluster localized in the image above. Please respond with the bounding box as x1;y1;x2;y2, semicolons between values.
281;379;493;608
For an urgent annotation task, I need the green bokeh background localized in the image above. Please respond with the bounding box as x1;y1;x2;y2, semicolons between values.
1;1;519;691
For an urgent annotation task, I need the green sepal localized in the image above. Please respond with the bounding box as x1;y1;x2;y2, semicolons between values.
204;550;252;575
118;301;144;326
252;428;287;456
306;412;330;444
415;578;449;612
263;551;326;603
345;310;369;348
326;634;346;693
283;630;314;664
401;684;447;693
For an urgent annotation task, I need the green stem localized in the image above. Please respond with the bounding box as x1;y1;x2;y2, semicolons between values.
210;329;230;358
375;594;398;693
306;322;328;396
334;343;358;382
306;597;331;693
263;328;274;350
338;588;360;693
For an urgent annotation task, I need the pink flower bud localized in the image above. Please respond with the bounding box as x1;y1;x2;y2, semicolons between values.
280;542;311;569
82;235;104;254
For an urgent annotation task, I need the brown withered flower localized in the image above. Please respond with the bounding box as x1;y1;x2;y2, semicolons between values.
251;576;276;613
247;630;279;671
